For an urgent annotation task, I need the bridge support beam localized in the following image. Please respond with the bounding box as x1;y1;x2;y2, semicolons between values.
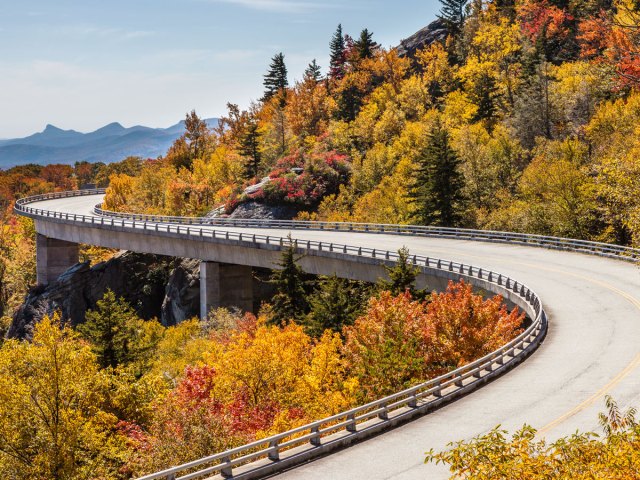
36;234;79;285
200;262;253;319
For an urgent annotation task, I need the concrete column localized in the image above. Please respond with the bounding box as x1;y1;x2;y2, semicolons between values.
36;234;79;285
200;262;253;318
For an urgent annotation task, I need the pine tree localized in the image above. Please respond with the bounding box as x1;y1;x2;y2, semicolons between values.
304;59;323;83
409;120;465;227
354;29;378;60
438;0;470;35
77;289;140;369
269;237;310;326
305;275;368;337
471;73;499;126
262;52;289;102
329;24;347;80
378;247;424;298
239;117;262;180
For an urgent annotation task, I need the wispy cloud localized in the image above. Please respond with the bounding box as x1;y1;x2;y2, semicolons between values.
54;24;155;41
213;48;261;61
209;0;328;13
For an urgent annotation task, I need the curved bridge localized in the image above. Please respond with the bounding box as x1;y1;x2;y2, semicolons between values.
14;190;640;480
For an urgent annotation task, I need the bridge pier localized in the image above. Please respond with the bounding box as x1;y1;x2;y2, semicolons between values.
200;262;253;319
36;234;79;285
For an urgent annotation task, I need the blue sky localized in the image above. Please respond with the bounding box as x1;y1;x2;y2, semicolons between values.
0;0;440;138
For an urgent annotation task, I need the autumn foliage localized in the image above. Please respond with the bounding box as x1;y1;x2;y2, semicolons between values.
426;396;640;479
344;282;523;399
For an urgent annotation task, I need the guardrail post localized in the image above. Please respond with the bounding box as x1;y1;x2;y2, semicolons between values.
310;426;321;447
433;382;442;397
454;375;464;388
268;440;280;461
220;456;233;478
346;414;357;433
378;403;389;421
408;395;418;408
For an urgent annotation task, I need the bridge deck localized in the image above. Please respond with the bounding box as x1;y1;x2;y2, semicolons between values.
23;194;640;480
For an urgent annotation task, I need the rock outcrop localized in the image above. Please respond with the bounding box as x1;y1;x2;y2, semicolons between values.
228;201;299;220
161;258;201;326
396;19;449;58
8;252;201;339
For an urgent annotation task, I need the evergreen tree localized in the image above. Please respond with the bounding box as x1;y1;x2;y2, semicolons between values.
269;236;310;326
329;24;347;80
409;120;465;227
354;29;378;60
333;76;364;122
77;289;140;369
304;59;323;82
239;117;262;179
262;52;289;102
471;73;499;126
438;0;470;35
378;247;424;298
305;275;368;337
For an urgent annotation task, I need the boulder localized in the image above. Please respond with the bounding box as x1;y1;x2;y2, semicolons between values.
396;19;449;58
228;201;299;220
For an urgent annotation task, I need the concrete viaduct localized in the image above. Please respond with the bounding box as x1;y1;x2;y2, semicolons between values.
15;190;640;480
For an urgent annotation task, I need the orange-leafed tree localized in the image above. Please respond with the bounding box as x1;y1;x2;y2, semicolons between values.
343;281;523;399
40;164;77;191
578;1;640;88
343;291;436;399
426;280;524;368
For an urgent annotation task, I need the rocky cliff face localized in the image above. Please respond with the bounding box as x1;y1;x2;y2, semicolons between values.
396;19;448;58
161;258;201;326
228;201;299;220
8;252;280;339
8;252;201;339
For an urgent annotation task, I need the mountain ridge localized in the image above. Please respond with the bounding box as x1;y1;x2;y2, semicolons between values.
0;118;219;168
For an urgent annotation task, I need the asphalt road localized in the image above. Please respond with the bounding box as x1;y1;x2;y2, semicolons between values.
27;195;640;479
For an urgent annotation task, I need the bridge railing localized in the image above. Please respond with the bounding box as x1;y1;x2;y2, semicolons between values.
15;189;549;480
94;203;640;263
15;189;640;262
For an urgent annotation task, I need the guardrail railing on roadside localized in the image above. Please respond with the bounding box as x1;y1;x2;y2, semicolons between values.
94;202;640;264
15;188;640;262
14;189;549;480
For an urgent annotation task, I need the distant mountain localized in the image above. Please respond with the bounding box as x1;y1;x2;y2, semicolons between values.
0;118;219;169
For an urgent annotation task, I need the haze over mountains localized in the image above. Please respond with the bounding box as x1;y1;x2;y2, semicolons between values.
0;118;219;169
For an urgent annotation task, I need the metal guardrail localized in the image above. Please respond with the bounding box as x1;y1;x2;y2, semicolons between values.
17;189;640;262
14;189;549;480
93;203;640;264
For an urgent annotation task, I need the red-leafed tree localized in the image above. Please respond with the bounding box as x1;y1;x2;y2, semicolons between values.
517;0;575;61
578;3;640;88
